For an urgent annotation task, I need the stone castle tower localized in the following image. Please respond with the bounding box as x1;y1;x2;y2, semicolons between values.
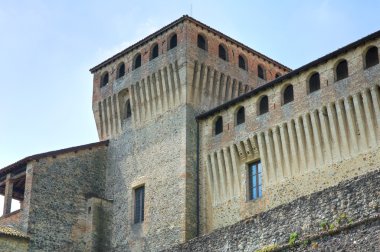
0;15;379;251
88;15;289;249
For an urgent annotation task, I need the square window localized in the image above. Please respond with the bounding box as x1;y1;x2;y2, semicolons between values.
248;161;262;200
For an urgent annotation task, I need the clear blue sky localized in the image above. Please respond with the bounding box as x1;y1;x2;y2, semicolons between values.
1;0;380;168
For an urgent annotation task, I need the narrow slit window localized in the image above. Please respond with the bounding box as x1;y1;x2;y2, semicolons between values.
214;116;223;135
124;100;131;120
134;186;145;224
259;95;269;115
248;161;262;200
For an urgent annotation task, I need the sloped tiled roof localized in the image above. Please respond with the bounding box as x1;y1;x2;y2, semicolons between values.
0;140;109;176
0;225;29;239
89;15;291;73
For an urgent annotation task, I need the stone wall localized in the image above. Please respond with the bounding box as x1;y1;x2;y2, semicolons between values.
106;105;198;251
198;37;380;232
165;169;380;251
26;146;108;251
0;235;29;252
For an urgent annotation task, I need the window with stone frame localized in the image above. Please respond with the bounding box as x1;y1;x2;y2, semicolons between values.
218;44;228;61
169;34;177;50
258;95;269;115
134;186;145;224
236;106;245;125
214;116;223;135
248;160;262;200
197;34;207;50
336;60;348;81
133;53;142;70
365;46;379;69
150;43;159;60
308;72;320;94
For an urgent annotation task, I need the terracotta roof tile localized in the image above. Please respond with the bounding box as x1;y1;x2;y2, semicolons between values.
0;225;28;239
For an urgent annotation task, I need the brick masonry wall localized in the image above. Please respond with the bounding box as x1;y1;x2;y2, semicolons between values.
26;146;108;252
165;169;380;251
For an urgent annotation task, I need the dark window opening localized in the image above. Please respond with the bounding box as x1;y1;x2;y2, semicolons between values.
134;186;145;224
238;55;246;70
336;60;348;81
259;96;269;115
133;54;141;70
169;34;177;49
214;116;223;135
124;100;131;120
248;160;262;200
365;46;379;69
101;72;109;87
275;73;282;78
236;107;245;125
219;44;228;61
283;85;294;105
117;63;125;79
309;72;320;93
258;65;266;80
151;44;159;60
197;35;206;50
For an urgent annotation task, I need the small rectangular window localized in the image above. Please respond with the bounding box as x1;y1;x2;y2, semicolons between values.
248;161;262;200
134;186;145;224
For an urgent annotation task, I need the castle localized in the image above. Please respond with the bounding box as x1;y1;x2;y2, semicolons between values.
0;15;379;251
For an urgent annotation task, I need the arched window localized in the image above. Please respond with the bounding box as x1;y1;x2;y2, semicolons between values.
283;85;294;105
275;73;282;78
150;44;159;60
169;34;177;50
336;60;348;81
133;53;141;70
258;95;269;115
100;72;109;87
214;116;223;135
124;100;132;120
258;65;266;80
117;63;125;79
308;72;320;94
219;44;228;61
365;46;379;69
238;55;247;70
236;107;245;125
197;34;207;50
